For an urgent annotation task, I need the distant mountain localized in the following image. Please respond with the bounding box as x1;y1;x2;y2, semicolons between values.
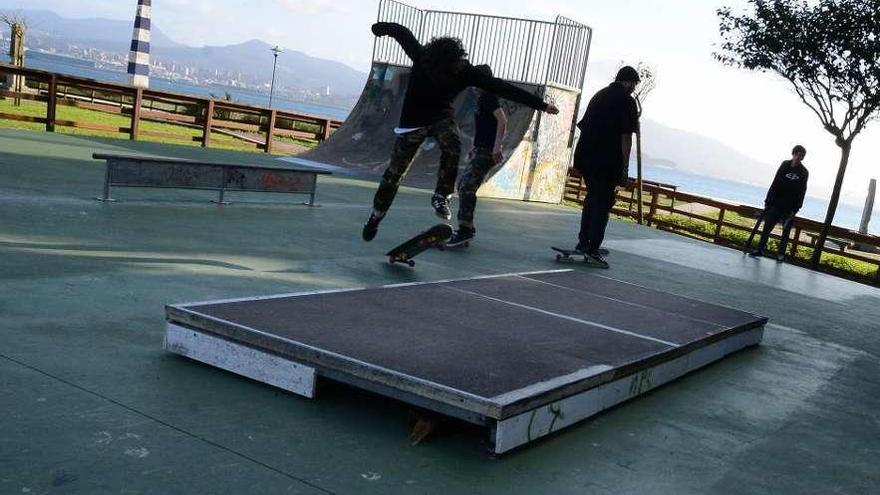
14;9;368;96
638;119;774;185
154;39;367;96
18;9;181;48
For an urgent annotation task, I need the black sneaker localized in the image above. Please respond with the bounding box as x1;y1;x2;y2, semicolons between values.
446;227;474;247
584;251;610;269
748;249;763;257
431;194;452;220
362;213;382;242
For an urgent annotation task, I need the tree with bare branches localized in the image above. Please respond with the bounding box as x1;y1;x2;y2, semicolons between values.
716;0;880;267
631;61;657;105
622;61;657;224
1;13;28;103
1;13;27;66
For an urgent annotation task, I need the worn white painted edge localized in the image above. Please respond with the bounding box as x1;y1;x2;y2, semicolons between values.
492;326;764;453
164;323;316;398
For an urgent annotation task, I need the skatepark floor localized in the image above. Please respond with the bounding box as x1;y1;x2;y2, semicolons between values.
1;128;878;495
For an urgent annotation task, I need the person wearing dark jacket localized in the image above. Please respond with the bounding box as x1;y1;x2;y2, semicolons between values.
571;66;641;268
446;64;508;247
750;145;809;260
362;22;559;242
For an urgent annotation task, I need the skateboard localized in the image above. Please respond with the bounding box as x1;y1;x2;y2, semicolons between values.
386;224;453;267
552;246;608;263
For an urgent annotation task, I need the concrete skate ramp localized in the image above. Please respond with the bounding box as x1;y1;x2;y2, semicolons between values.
304;63;539;191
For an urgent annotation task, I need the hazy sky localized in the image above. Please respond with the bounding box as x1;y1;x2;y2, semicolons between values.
4;0;879;204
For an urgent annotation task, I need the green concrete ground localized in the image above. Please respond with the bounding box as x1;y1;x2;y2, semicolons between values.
1;128;878;495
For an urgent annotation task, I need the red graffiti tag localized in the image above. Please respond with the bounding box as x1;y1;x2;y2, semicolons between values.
261;172;304;191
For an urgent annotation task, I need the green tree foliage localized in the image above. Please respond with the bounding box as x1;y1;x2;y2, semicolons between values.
715;0;880;265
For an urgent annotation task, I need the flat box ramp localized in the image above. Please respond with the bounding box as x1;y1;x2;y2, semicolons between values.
165;270;766;453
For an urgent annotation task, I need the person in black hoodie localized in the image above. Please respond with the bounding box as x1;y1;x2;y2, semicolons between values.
750;145;809;260
362;22;559;242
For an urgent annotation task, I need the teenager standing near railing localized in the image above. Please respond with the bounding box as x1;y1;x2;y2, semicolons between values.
571;66;641;268
362;22;559;242
749;145;809;261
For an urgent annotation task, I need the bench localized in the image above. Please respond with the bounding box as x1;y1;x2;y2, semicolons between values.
93;153;331;206
804;232;851;252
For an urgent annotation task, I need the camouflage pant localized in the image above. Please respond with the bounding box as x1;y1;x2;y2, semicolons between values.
456;148;496;228
372;118;461;213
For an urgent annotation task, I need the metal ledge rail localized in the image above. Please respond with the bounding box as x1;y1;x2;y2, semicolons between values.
93;153;331;206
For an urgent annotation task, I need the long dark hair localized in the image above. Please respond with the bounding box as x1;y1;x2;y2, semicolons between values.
421;36;467;83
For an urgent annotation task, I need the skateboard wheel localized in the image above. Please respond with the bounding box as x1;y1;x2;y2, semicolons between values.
556;254;563;262
407;260;415;267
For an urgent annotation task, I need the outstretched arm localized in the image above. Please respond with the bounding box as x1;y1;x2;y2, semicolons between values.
467;66;558;113
372;22;422;62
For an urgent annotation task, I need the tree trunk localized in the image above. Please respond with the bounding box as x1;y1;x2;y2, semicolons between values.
810;143;852;267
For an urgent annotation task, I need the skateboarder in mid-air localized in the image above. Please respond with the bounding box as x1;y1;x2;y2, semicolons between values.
362;22;559;242
446;64;507;247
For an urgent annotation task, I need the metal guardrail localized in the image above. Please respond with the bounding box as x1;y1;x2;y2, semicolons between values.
373;0;591;89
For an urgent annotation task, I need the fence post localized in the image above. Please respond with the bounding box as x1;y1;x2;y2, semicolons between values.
626;184;635;214
647;189;659;226
46;74;57;132
714;208;725;243
321;118;332;141
202;99;215;148
129;87;143;140
790;225;801;258
264;109;277;153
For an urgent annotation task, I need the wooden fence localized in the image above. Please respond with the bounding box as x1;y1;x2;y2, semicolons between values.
564;169;880;286
0;63;343;152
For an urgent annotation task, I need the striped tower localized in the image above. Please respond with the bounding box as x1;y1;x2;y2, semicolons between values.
127;0;151;88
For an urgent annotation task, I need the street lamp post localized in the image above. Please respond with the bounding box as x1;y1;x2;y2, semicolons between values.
269;45;282;108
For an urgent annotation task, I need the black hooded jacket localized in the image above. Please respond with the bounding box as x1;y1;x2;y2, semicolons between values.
765;160;809;212
372;22;548;128
573;82;639;182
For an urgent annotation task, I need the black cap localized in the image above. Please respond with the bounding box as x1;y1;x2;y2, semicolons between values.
615;66;640;82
